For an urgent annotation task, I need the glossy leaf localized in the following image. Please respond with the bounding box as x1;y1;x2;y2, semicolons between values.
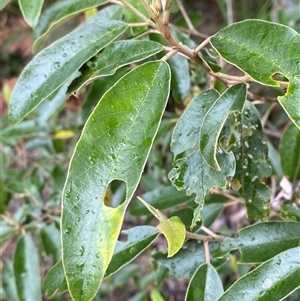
279;123;300;181
130;186;194;216
200;83;246;170
43;261;68;298
105;226;159;277
61;61;171;301
185;263;223;301
211;20;300;128
215;222;300;263
230;101;272;219
69;40;164;95
18;0;44;28
156;216;186;257
169;90;235;226
32;0;109;51
2;260;20;301
217;246;300;301
14;235;42;301
9;9;127;124
154;241;221;279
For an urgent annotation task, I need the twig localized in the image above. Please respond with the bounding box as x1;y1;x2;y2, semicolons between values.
204;240;210;264
176;0;195;31
161;47;179;61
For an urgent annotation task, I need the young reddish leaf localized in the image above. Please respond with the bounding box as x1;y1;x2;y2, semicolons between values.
61;61;171;301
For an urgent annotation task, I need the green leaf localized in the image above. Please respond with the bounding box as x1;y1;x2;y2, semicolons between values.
61;61;171;301
105;226;159;277
169;90;235;226
211;20;300;129
156;216;186;257
200;83;246;170
214;222;300;263
150;289;166;301
217;246;300;301
230;101;272;220
279;123;300;181
43;261;68;298
185;263;223;301
14;235;42;301
32;0;109;52
130;186;194;216
18;0;44;28
169;53;190;103
9;10;127;124
69;40;164;95
2;260;20;301
0;0;11;10
154;241;222;279
40;225;61;263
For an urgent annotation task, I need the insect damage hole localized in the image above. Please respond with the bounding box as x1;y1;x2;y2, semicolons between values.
104;179;126;208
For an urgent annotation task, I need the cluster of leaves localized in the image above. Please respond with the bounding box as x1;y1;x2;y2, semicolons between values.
1;0;300;301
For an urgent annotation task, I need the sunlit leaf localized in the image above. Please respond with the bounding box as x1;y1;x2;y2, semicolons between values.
230;101;272;220
217;246;300;301
169;90;235;227
279;123;300;181
200;83;246;170
211;20;300;128
33;0;110;51
61;61;171;301
214;222;300;263
18;0;44;28
156;216;186;257
105;226;159;277
9;8;127;124
185;263;223;301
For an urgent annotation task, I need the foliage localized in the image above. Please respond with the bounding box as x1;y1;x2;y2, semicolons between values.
1;0;300;300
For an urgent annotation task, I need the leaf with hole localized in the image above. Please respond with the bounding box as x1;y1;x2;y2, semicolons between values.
9;7;127;124
61;61;171;301
230;101;272;220
200;83;246;170
169;90;235;227
211;20;300;128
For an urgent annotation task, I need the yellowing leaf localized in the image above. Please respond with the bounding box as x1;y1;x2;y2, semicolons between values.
156;216;185;257
54;130;74;139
